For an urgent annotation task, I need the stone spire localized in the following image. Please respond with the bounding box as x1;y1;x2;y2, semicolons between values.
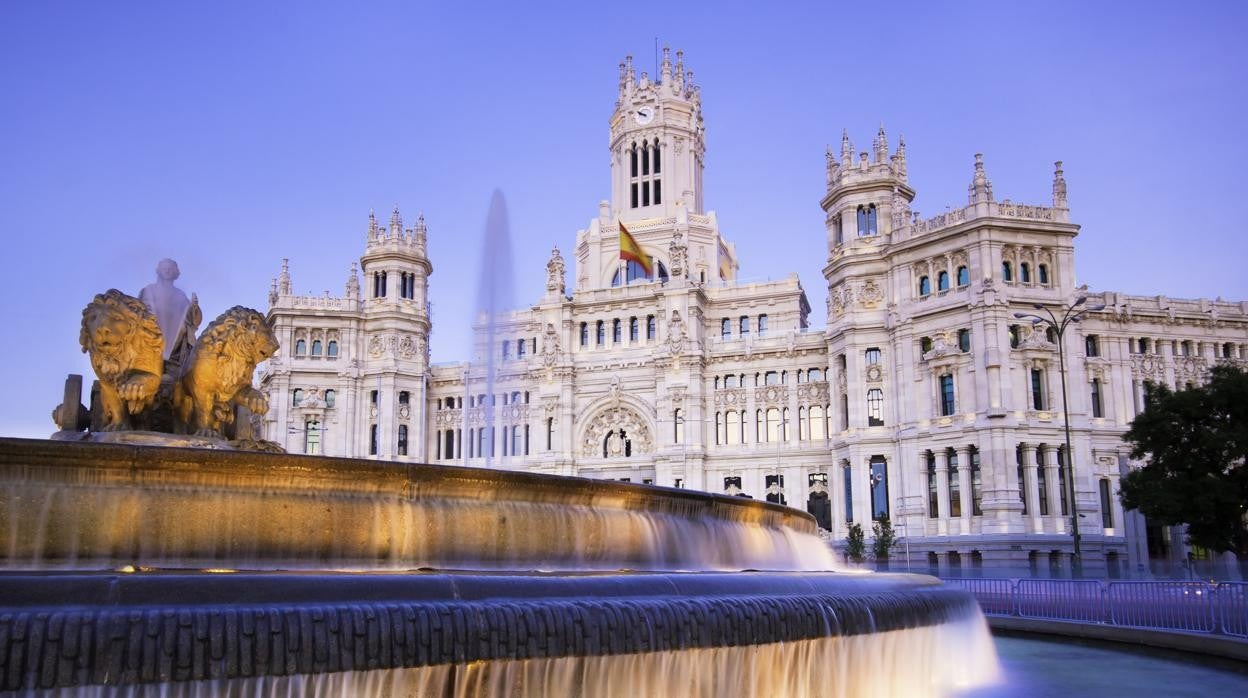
346;261;360;299
1052;160;1068;208
367;209;379;241
268;277;278;307
674;49;685;92
278;258;292;295
892;136;908;182
968;153;994;204
389;205;403;238
874;123;888;164
840;129;853;168
660;45;672;85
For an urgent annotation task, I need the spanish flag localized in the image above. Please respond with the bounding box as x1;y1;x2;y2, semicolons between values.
618;221;652;276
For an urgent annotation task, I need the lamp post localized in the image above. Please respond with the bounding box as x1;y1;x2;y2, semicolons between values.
1014;296;1104;578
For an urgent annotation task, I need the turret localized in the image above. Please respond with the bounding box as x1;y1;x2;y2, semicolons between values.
609;47;706;221
1052;160;1068;209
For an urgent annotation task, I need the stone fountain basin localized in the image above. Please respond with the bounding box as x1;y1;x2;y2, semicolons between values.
0;570;980;692
0;438;829;573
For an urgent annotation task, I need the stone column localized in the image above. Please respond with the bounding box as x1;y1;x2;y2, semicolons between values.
957;445;973;533
934;449;950;536
1021;443;1041;533
1043;446;1064;533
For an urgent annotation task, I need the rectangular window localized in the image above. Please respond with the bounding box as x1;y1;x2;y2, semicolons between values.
370;390;379;405
739;316;750;337
653;179;661;205
674;408;684;443
1057;449;1069;516
971;449;982;516
502;340;510;359
630;183;638;208
1091;379;1104;418
948;452;961;518
722;319;731;340
758;314;768;336
1016;446;1027;515
958;329;971;353
865;347;881;365
1031;369;1045;410
397;425;408;456
369;424;378;456
870;457;889;521
517;340;526;358
304;420;321;455
642;181;650;206
1085;335;1100;357
546;417;554;451
1037;455;1049;516
1100;479;1114;528
843;465;854;523
927;454;939;518
939;374;955;416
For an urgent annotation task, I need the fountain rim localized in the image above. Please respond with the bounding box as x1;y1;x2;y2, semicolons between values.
0;436;817;527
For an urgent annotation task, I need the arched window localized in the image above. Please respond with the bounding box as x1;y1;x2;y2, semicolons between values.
612;319;622;343
956;266;969;287
652;142;661;174
866;388;884;426
1031;368;1046;410
641;142;649;175
295;339;307;355
311;340;322;356
655;261;669;282
866;204;878;235
326;340;338;357
937;271;950;291
629;317;639;342
856;205;868;237
646;315;656;340
324;389;336;408
721;318;731;340
765;407;780;442
1090;379;1104;418
1038;264;1049;285
629;143;638;177
596;321;605;345
580;322;588;347
798;406;808;440
292;388;304;407
1020;263;1031;283
939;374;955;416
918;276;931;296
1002;261;1013;282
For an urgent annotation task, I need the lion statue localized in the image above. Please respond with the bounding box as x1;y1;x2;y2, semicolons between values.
174;306;279;437
80;289;165;431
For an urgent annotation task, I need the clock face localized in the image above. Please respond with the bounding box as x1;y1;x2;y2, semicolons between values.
634;106;655;125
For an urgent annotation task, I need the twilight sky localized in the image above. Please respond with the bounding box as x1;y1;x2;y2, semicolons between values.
2;1;1245;438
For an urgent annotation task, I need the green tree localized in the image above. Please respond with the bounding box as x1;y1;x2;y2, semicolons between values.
872;515;898;569
1120;365;1248;557
845;522;866;563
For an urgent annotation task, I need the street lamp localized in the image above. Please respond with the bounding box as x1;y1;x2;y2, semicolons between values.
1014;296;1105;578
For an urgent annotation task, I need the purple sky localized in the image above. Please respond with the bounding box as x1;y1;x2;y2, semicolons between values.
2;1;1245;438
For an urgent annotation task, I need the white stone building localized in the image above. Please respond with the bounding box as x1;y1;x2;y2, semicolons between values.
260;49;1248;577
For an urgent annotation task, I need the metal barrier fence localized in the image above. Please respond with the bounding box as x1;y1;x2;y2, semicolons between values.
942;578;1248;639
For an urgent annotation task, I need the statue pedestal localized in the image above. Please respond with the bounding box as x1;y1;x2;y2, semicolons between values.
49;430;281;452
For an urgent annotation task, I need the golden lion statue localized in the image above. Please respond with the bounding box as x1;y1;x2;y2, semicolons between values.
174;306;279;437
80;290;165;431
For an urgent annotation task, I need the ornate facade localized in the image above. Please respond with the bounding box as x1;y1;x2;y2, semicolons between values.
260;49;1248;577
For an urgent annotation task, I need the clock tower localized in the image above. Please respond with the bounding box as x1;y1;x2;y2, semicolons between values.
609;47;705;222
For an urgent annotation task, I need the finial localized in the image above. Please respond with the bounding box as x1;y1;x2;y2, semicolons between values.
389;204;403;236
840;129;853;167
874;123;888;163
367;208;378;240
1052;160;1068;208
970;153;993;203
278;258;292;295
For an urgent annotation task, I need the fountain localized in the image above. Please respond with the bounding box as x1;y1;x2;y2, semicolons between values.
0;199;1000;696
